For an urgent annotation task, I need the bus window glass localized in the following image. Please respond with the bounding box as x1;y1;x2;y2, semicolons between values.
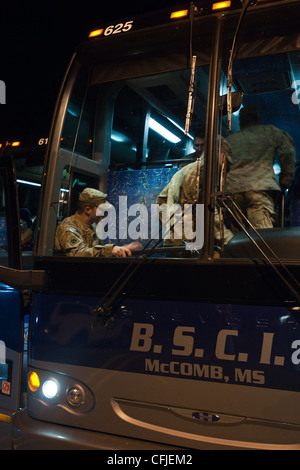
54;64;209;258
109;67;208;256
15;156;43;258
57;169;99;224
0;176;8;262
17;176;41;251
60;69;97;158
217;49;300;259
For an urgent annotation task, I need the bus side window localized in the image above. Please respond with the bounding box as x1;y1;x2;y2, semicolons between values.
16;157;43;264
60;69;97;159
0;180;7;258
19;208;33;250
0;176;8;265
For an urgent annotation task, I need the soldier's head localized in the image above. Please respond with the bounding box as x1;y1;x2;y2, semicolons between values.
193;132;205;156
78;188;112;224
239;105;260;130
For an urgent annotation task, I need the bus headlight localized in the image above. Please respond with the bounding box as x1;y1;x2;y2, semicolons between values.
42;379;59;399
27;368;94;412
67;385;84;407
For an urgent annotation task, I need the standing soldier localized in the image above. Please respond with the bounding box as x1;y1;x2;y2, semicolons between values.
226;106;296;229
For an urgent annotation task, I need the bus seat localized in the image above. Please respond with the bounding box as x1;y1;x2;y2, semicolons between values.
106;167;179;246
222;226;300;260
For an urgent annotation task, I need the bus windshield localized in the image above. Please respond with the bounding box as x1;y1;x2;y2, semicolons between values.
37;1;300;264
38;15;214;259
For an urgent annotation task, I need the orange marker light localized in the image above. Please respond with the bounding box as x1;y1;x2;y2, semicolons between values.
28;371;40;392
88;29;104;38
212;1;231;10
170;9;189;19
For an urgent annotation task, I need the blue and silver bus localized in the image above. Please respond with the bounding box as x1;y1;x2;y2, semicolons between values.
1;0;300;450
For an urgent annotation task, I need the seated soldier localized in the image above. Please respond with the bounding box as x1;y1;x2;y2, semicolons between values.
55;188;139;257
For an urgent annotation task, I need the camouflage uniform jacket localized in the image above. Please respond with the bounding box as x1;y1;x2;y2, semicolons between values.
226;124;296;193
157;153;234;247
156;159;203;247
157;159;204;207
55;212;114;257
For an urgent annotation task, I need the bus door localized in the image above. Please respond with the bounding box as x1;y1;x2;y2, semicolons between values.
0;142;45;449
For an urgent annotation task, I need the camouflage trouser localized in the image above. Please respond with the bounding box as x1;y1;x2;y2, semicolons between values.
230;190;276;230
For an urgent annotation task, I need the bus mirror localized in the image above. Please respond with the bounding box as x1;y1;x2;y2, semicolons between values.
0;266;46;290
219;91;243;114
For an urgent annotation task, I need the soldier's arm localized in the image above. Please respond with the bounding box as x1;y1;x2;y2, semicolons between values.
156;184;168;206
156;184;169;223
58;230;114;257
274;127;296;189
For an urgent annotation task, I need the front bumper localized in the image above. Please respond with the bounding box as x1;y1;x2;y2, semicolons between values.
12;409;181;450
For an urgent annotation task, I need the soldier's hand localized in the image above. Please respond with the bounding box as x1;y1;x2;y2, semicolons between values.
125;241;142;252
112;245;132;257
279;171;293;190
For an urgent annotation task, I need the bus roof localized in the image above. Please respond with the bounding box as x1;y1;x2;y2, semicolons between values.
83;0;292;43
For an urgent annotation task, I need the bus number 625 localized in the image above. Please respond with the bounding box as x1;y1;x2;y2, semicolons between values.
104;21;134;36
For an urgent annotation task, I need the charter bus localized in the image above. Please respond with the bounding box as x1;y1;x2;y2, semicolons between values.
1;0;300;450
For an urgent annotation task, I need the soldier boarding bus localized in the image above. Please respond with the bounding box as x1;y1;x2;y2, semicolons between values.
1;0;300;450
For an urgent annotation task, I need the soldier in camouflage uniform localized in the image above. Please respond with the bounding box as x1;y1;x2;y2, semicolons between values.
157;137;234;252
178;131;205;167
55;188;139;257
226;106;296;229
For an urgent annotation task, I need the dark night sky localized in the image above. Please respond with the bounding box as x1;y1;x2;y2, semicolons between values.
0;1;184;141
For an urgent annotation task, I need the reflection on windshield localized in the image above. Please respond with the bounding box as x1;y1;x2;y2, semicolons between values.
218;51;300;259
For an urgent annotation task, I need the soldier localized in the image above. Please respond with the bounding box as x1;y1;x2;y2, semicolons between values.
157;137;233;253
178;131;205;167
193;132;205;158
55;188;140;257
226;106;296;229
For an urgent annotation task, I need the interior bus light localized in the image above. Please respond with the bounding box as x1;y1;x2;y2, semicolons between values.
17;179;41;187
149;117;181;144
88;29;104;38
170;9;189;19
212;1;231;10
111;130;131;143
166;117;193;140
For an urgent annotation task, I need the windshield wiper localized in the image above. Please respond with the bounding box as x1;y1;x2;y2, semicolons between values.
185;2;198;135
227;0;252;130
